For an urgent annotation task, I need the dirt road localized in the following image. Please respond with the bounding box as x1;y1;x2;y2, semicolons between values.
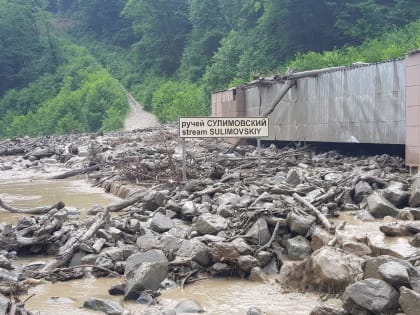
124;93;160;131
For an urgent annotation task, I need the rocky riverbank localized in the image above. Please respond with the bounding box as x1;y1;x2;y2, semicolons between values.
1;126;420;315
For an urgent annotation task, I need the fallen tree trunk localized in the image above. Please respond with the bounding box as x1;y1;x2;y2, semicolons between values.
0;198;65;215
292;193;334;233
50;165;101;179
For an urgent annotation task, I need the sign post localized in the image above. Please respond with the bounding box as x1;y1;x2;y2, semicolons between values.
179;117;269;180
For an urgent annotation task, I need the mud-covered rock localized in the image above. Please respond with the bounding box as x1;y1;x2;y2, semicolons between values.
367;192;399;218
342;278;399;315
83;297;123;315
399;286;420;315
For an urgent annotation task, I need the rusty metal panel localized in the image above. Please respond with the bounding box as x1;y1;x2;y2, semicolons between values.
242;59;406;144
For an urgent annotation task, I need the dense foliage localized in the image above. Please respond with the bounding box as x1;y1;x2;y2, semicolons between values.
1;0;419;134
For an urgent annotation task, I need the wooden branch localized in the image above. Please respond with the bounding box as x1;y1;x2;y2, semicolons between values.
379;223;420;237
0;198;65;215
261;80;296;117
107;194;142;212
292;193;334;233
50;165;101;179
255;221;281;256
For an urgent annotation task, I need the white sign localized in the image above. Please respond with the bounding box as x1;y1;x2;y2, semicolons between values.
179;117;269;138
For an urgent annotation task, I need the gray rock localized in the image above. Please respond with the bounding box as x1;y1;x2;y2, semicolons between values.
287;211;316;236
238;255;259;273
341;241;371;257
158;235;184;255
143;190;166;211
108;283;125;295
217;193;241;207
378;261;409;287
69;251;86;267
176;240;211;267
309;305;347;315
181;201;197;219
356;210;375;222
211;262;231;277
363;255;420;293
249;267;268;282
263;258;279;275
353;181;372;203
87;205;104;215
367;192;400;218
0;256;12;270
95;256;114;270
409;175;420;207
150;213;174;233
136;234;158;251
286;169;303;187
83;297;123;315
124;250;167;280
310;227;331;251
410;233;420;247
136;293;155;305
80;254;98;265
286;235;312;260
246;307;263;315
231;238;253;255
192;213;227;235
256;251;272;267
342;279;399;315
124;260;168;300
100;247;125;262
409;208;420;220
246;218;271;245
0;293;8;315
399;286;420;315
174;300;205;313
383;182;410;208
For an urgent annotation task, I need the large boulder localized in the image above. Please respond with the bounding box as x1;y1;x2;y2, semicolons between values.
353;181;373;204
231;238;253;255
342;278;399;315
287;211;316;236
283;247;364;292
176;240;211;267
383;182;410;208
150;213;174;233
246;218;271;245
192;213;227;235
286;235;312;260
83;298;123;315
363;255;420;293
399;286;420;315
367;192;399;218
378;261;409;287
410;175;420;207
237;255;259;273
124;250;168;300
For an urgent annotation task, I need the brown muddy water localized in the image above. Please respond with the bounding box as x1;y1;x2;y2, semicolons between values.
2;178;321;314
0;178;121;224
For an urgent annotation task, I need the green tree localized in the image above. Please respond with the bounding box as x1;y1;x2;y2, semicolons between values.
122;0;191;75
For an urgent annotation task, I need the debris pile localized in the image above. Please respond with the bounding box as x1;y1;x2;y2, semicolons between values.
1;126;420;314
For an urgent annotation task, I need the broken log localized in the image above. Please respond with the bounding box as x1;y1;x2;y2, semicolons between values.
0;198;64;215
292;193;334;233
50;164;101;179
379;223;420;236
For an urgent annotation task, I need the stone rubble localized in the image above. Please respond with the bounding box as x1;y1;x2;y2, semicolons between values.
1;126;420;314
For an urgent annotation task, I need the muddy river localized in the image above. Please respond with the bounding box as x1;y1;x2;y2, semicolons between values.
1;177;321;314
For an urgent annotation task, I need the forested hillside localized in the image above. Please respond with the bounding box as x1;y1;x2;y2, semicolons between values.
1;0;420;137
